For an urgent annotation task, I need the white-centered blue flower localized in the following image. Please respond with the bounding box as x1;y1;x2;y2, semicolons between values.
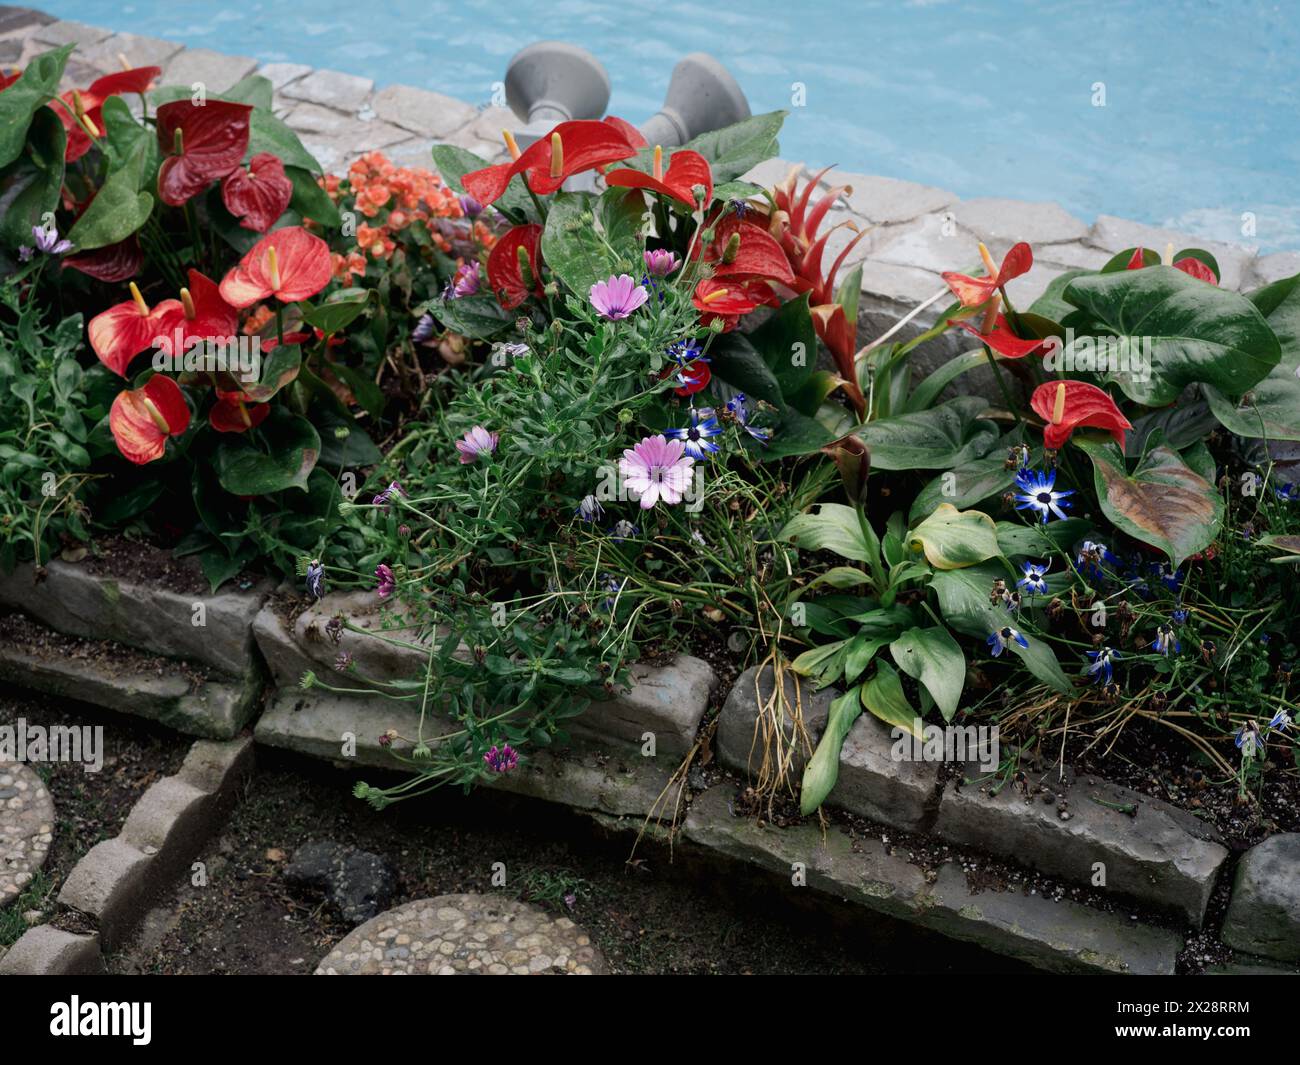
1014;468;1074;523
1152;623;1180;656
1086;646;1120;684
665;406;723;460
987;626;1029;657
1017;560;1050;596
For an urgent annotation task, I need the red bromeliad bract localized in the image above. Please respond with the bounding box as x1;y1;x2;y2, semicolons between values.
88;283;181;377
155;98;253;207
109;374;190;464
221;152;294;232
486;223;543;310
942;242;1033;307
462;118;641;206
1031;379;1133;450
219;226;332;307
605;147;713;208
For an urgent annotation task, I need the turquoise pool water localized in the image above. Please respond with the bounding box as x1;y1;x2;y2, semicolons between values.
49;0;1300;251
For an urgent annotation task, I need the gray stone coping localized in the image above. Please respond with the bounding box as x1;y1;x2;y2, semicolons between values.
718;665;1228;927
0;560;273;677
315;894;607;974
0;762;54;906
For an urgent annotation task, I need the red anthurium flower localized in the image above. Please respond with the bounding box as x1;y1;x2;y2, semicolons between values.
221;152;294;232
156;98;253;207
89;283;181;377
949;296;1047;359
1031;379;1133;451
63;235;144;282
486;223;544;310
692;278;778;331
698;214;796;287
1125;246;1218;285
462;119;640;207
109;374;190;464
219;226;332;308
54;66;161;162
942;241;1033;307
601;115;648;149
661;359;711;396
209;390;271;433
606;146;713;208
0;69;19;92
159;268;240;347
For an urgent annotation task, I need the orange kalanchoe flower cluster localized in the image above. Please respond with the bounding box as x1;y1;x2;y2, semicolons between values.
322;152;488;282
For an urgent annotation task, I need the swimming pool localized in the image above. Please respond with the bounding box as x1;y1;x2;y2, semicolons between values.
48;0;1300;251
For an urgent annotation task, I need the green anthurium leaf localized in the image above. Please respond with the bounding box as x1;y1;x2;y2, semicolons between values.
890;625;965;722
100;96;159;191
929;563;1072;693
248;109;322;173
682;111;786;184
301;289;371;336
213;408;320;495
541;190;641;299
1247;271;1300;361
0;44;73;169
286;164;341;227
1074;437;1222;566
430;292;512;339
860;661;923;739
1062;265;1280;405
430;144;533;218
803;566;872;590
748;291;817;408
311;400;382;467
855;396;999;471
710;179;762;204
905;503;1000;570
1126;399;1220;456
1256;533;1300;563
1101;247;1159;272
67;168;154;251
238;343;301;403
708;333;783;407
220;73;275;111
909;448;1024;526
780;502;880;565
1028;268;1089;321
905;347;993;414
757;406;838;459
799;686;862;816
0;108;65;248
995;518;1092;558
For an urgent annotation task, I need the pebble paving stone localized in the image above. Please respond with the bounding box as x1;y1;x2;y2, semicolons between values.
315;894;608;975
0;763;54;906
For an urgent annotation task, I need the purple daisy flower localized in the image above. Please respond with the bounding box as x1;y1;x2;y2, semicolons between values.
455;425;498;464
589;274;649;320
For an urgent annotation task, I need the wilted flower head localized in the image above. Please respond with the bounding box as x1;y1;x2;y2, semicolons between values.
589;273;649;319
575;494;604;523
643;249;680;277
412;313;436;343
373;480;405;510
305;560;326;600
483;743;518;773
455;425;498;463
724;393;772;443
375;563;396;598
449;262;479;298
610;519;638;541
458;193;483;218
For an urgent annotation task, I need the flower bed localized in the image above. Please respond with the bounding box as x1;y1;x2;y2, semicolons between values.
2;41;1299;971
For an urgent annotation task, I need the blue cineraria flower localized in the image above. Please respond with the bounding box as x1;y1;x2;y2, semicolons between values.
1152;623;1180;656
729;198;751;218
1014;468;1074;523
640;274;669;304
1075;540;1117;580
1151;561;1182;592
665;406;723;460
987;625;1029;656
666;338;705;366
1017;560;1050;596
1086;646;1120;684
724;393;773;443
412;313;436;343
609;519;638;542
1267;709;1292;733
305;560;326;600
1275;482;1299;502
1235;722;1260;753
575;494;604;523
601;573;625;612
1171;607;1189;624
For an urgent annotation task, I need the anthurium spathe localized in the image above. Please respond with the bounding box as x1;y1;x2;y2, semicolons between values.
950;297;1047;358
109;374;190;464
1125;246;1218;284
159;268;239;351
697;214;796;287
219;226;332;308
942;241;1033;307
462;119;640;206
605;146;713;208
155;98;253;207
221;152;293;232
486;223;543;310
88;283;181;377
209;390;271;433
692;278;777;331
54;65;161;162
1031;379;1133;450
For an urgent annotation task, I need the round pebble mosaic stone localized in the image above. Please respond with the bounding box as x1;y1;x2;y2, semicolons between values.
315;893;608;975
0;763;55;905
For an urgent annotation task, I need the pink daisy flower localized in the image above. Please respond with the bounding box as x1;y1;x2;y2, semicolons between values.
455;425;498;463
619;433;695;509
589;273;649;319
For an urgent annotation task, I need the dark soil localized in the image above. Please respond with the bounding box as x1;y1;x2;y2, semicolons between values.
65;534;262;596
107;748;1034;976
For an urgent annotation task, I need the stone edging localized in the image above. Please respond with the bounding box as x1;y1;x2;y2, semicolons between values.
0;735;253;974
